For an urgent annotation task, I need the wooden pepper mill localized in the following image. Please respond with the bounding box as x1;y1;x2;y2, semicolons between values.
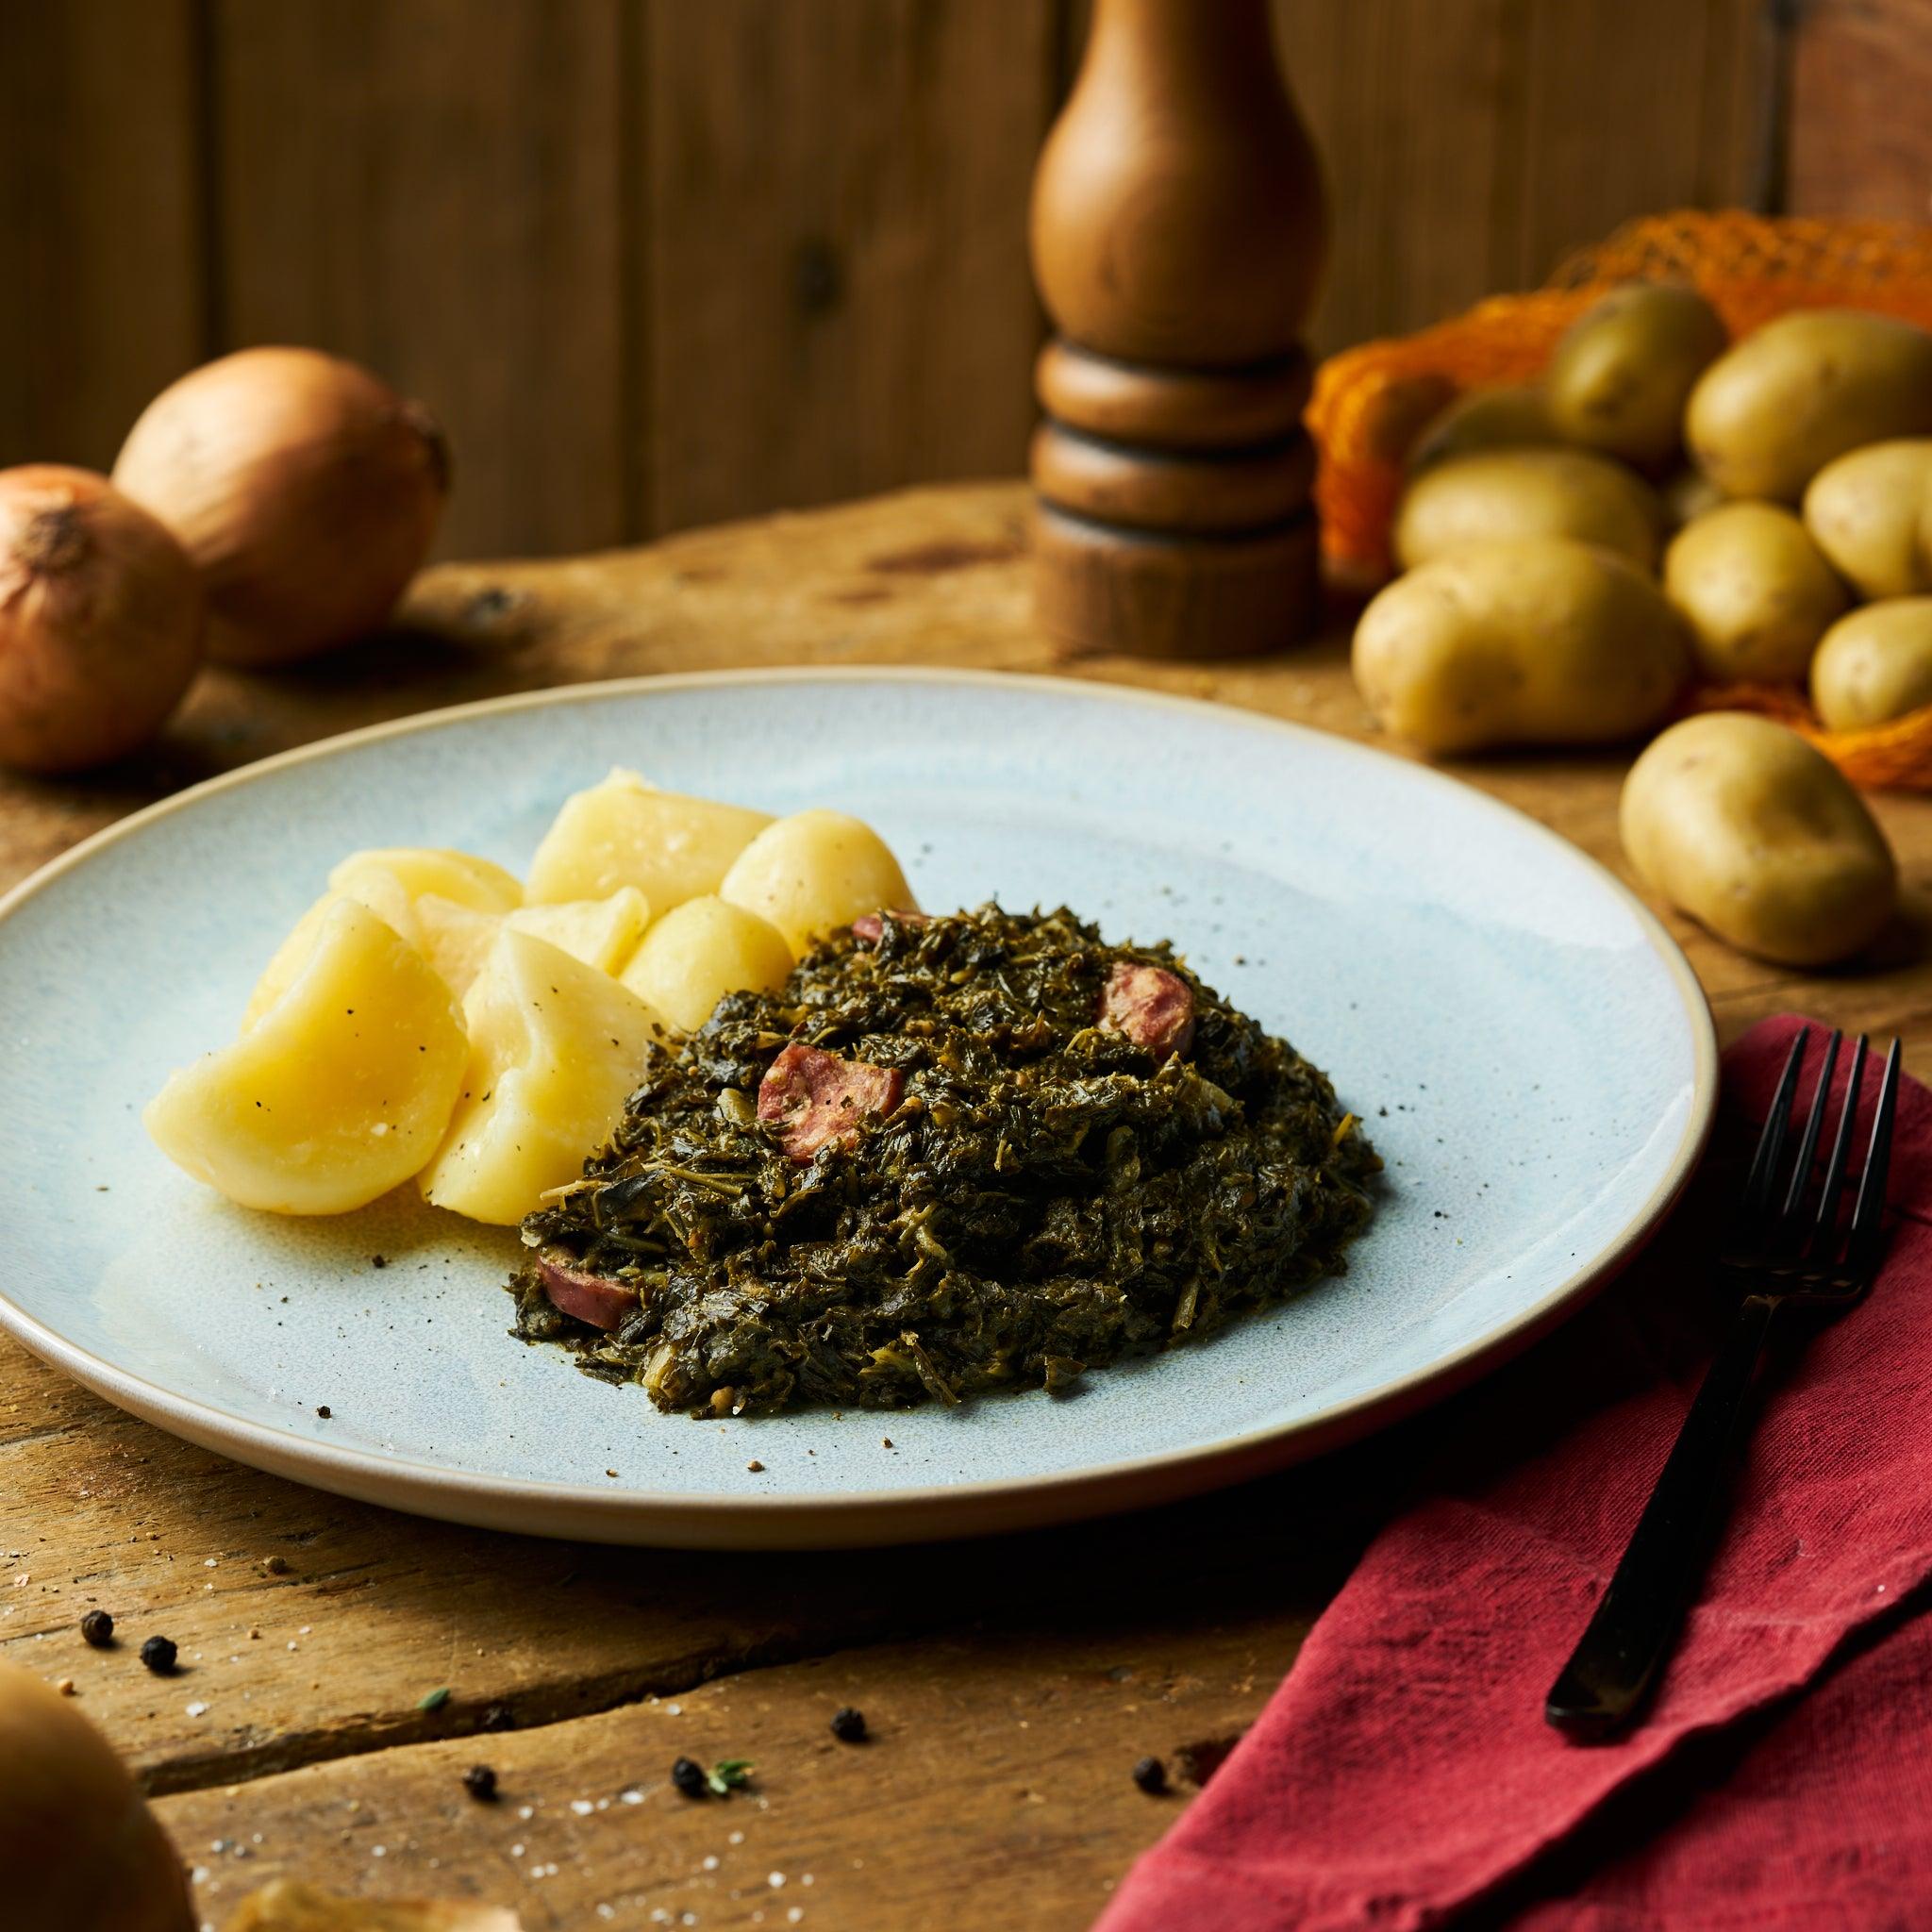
1029;0;1330;658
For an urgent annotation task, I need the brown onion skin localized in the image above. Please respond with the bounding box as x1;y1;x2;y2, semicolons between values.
0;466;205;774
112;346;450;668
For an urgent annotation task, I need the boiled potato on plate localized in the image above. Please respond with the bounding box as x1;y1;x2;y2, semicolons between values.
1621;713;1895;966
146;898;469;1214
720;808;918;956
418;929;664;1225
527;768;771;908
621;894;794;1032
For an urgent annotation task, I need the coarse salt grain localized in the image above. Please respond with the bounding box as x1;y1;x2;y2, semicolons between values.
621;1790;643;1806
572;1799;594;1816
371;1846;386;1858
518;1805;534;1820
702;1855;719;1871
769;1873;786;1888
185;1701;208;1718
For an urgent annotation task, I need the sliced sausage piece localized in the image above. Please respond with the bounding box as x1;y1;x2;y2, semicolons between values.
851;908;930;943
1099;960;1196;1058
538;1254;639;1332
758;1041;906;1161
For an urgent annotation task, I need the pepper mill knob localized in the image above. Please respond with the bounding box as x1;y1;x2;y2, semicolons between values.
1029;0;1330;658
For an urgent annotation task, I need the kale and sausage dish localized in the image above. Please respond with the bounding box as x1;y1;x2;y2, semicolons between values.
511;905;1379;1415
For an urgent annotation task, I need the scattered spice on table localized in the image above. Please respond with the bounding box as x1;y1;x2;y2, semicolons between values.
372;1254;387;1269
315;1405;331;1419
57;1676;75;1695
1131;1755;1168;1795
141;1634;178;1674
417;1686;451;1712
708;1757;756;1795
79;1608;114;1648
829;1706;867;1743
461;1764;499;1802
671;1756;708;1799
261;1555;289;1575
746;1459;765;1473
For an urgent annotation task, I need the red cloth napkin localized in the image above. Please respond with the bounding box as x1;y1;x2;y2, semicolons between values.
1096;1014;1932;1932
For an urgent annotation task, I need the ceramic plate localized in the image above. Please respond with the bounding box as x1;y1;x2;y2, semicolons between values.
0;670;1714;1547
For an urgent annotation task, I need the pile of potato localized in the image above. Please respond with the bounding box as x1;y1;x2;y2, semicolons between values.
144;774;916;1224
1354;287;1932;966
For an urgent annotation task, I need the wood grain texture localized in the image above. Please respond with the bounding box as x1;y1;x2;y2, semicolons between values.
152;1608;1315;1929
2;482;1932;1926
210;0;627;561
1492;0;1773;289
638;0;1056;536
1786;0;1932;222
0;0;206;472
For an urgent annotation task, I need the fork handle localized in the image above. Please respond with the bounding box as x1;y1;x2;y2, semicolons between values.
1545;1293;1778;1739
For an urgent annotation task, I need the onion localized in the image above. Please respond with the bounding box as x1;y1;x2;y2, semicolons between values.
112;346;450;667
0;465;205;774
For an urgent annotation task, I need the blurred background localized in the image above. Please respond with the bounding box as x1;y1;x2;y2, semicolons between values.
4;0;1923;562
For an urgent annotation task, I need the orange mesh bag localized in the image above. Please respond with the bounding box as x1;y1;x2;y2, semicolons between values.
1307;210;1932;789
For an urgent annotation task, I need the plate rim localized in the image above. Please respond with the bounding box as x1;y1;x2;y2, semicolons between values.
0;665;1718;1546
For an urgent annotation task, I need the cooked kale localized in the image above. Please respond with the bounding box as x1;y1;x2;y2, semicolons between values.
510;905;1378;1415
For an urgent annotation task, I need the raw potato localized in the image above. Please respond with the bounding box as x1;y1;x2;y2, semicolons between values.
1620;713;1895;966
719;808;918;956
1662;502;1848;682
1407;385;1560;472
1811;599;1932;729
621;894;794;1032
0;1658;195;1932
1686;308;1932;502
242;848;519;1026
414;887;653;999
145;899;468;1214
526;769;772;908
419;930;662;1225
1545;281;1727;469
1353;537;1690;754
1802;439;1932;599
1392;449;1662;572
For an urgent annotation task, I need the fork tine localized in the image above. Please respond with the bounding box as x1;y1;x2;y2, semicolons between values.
1779;1029;1841;1235
1741;1027;1809;1221
1807;1034;1869;1258
1845;1039;1902;1278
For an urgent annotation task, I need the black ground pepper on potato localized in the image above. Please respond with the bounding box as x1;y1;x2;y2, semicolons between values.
510;905;1378;1416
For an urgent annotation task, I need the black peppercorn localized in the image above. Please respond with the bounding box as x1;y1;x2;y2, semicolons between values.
79;1610;114;1649
829;1705;868;1743
461;1764;498;1802
315;1405;332;1419
1131;1755;1167;1795
671;1755;708;1799
140;1635;178;1675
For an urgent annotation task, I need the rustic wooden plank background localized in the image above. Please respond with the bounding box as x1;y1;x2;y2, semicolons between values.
2;0;1925;561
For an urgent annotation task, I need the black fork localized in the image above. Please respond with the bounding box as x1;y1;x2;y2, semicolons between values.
1545;1027;1902;1740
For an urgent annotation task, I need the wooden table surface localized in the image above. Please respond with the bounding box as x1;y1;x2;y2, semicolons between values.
6;480;1932;1931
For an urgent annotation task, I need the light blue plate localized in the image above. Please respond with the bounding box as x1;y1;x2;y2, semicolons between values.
0;670;1714;1547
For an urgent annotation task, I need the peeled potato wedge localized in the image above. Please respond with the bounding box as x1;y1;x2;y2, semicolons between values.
526;769;773;910
145;899;468;1214
718;808;917;956
415;888;653;1000
620;894;793;1032
244;848;520;1027
419;929;663;1225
